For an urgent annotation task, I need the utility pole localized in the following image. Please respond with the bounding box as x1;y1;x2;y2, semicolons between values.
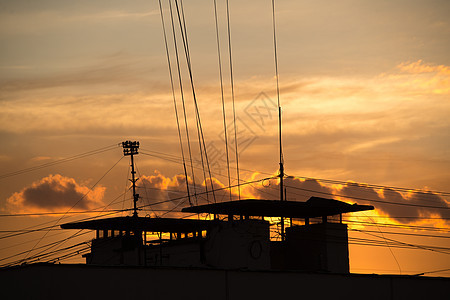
122;141;140;217
279;107;285;242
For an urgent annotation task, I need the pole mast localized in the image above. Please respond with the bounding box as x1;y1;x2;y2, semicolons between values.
122;141;140;217
279;107;285;241
271;0;285;241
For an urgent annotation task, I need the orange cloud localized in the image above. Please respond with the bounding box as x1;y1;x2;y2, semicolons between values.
394;60;450;94
397;60;450;75
136;171;253;216
6;174;105;213
242;174;449;227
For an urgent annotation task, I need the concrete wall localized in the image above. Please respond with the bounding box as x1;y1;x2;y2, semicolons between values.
1;264;448;300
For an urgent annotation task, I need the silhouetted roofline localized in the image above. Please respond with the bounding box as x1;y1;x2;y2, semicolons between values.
182;197;374;218
60;216;213;232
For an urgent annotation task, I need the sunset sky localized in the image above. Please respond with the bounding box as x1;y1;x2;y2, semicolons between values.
1;0;449;275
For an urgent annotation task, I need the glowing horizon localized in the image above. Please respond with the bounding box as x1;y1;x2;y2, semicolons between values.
0;0;449;276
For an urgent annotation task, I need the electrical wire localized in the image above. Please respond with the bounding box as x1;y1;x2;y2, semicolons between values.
225;0;240;200
0;209;128;218
0;144;118;180
284;184;450;210
175;0;217;203
139;148;450;203
22;156;124;260
213;0;232;201
348;228;450;239
288;174;450;197
168;0;198;203
158;0;192;206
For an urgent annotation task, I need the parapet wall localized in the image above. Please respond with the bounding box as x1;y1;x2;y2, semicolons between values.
1;264;448;300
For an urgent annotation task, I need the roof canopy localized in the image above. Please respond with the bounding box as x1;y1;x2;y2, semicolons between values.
60;217;212;233
61;198;374;232
182;197;374;218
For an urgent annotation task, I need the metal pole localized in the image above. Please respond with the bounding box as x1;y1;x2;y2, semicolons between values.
279;107;285;241
122;141;140;218
130;152;138;217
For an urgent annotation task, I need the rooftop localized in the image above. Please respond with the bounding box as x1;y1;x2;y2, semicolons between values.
60;216;212;233
182;197;374;218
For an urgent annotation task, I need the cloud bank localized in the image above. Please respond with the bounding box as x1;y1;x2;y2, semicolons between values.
137;171;449;226
6;174;105;213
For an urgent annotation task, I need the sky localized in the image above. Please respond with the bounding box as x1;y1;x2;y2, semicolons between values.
0;0;449;275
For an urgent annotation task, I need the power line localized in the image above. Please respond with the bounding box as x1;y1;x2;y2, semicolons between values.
168;0;198;203
349;228;450;239
0;228;87;252
178;0;208;204
0;144;118;180
2;241;90;268
0;209;129;217
213;0;232;202
23;155;124;260
285;184;450;210
345;215;450;220
139;148;450;199
225;0;240;200
175;0;216;203
0;210;125;240
355;229;450;255
0;231;90;264
345;219;450;232
137;176;275;210
413;268;450;276
288;175;450;196
158;0;192;206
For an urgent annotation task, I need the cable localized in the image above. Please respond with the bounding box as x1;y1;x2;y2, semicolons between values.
345;216;450;220
0;144;118;180
0;209;127;241
225;0;240;200
0;231;90;264
175;0;217;203
412;267;450;276
27;166;143;266
353;229;450;255
158;0;192;206
140;148;448;214
137;176;275;210
213;0;232;202
0;209;126;267
125;150;450;199
364;213;401;274
0;227;87;252
168;0;198;203
288;174;450;197
2;241;90;268
348;228;450;239
344;220;450;232
0;209;128;217
285;184;450;210
134;160;156;217
22;156;124;260
271;0;284;210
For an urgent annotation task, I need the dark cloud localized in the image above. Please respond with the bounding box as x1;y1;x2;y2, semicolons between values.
244;176;334;202
6;174;105;212
121;169;450;225
340;183;450;224
241;175;450;225
137;171;247;216
138;171;212;215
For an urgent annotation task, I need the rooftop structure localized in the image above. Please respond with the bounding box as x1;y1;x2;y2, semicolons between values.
60;196;373;272
182;197;374;220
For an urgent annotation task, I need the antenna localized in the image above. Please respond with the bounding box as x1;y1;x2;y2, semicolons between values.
279;107;285;241
122;141;140;217
272;0;285;240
